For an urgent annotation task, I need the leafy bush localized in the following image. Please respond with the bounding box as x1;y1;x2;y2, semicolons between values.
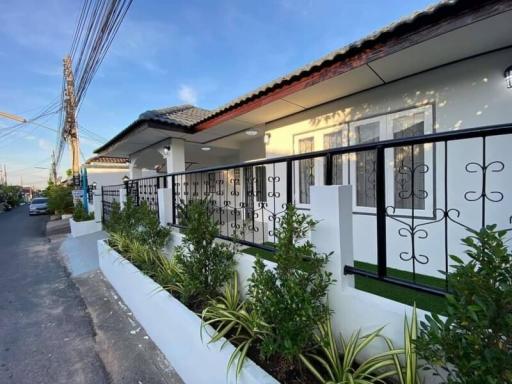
107;198;170;250
416;225;512;383
0;185;22;206
46;184;73;214
173;198;236;306
247;205;333;363
72;200;94;221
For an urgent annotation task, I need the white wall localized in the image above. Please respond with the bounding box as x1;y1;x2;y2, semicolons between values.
85;167;128;189
259;48;512;277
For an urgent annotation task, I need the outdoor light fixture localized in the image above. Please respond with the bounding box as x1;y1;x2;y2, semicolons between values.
92;181;97;190
245;129;258;136
505;66;512;88
122;175;130;183
163;145;170;155
201;146;211;151
264;133;271;145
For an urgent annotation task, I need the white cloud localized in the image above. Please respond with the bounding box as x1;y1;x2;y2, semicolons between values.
38;138;51;151
178;84;198;105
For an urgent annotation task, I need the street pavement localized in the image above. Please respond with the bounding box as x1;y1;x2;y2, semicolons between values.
0;206;183;384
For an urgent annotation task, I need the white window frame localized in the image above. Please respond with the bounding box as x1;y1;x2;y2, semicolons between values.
384;105;434;217
348;115;385;214
293;125;347;209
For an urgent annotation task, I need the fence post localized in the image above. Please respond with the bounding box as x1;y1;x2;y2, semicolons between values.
157;187;173;227
119;187;127;210
171;175;176;225
310;184;354;292
286;159;293;205
375;146;387;278
92;191;102;224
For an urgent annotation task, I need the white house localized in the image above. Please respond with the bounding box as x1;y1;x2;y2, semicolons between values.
95;0;512;293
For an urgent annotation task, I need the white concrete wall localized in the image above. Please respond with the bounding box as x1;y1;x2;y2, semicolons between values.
85;167;129;189
256;48;512;278
98;240;278;384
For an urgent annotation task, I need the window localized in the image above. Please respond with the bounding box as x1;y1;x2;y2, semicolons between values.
391;112;426;210
255;166;267;202
298;137;314;204
350;120;380;208
323;131;343;184
347;105;433;213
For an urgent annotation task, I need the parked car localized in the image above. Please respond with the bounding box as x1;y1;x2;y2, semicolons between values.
29;197;49;215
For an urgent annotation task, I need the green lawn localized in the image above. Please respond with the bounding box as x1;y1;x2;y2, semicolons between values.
241;245;447;314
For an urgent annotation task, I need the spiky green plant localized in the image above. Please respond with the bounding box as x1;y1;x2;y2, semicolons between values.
300;320;399;384
385;305;423;384
201;273;270;378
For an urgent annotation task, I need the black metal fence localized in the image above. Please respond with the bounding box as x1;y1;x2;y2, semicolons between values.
103;124;512;295
101;184;123;224
126;175;167;213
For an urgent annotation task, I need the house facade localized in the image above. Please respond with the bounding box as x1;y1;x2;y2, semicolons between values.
96;0;512;293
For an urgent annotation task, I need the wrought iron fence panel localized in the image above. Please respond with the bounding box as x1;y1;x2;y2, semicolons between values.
101;184;123;224
122;123;512;296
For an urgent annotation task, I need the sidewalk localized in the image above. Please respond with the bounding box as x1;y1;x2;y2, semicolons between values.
54;222;184;384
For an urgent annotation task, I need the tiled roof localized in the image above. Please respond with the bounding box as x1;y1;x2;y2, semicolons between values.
85;155;129;165
139;105;211;127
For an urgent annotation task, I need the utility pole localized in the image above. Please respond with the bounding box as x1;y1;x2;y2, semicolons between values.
4;164;7;186
63;56;80;187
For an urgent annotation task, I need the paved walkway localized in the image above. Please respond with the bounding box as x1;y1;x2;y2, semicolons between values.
0;206;183;384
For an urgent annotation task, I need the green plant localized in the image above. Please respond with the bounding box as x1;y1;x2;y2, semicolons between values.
107;198;170;250
46;184;74;214
72;200;94;221
174;198;236;306
201;273;271;378
416;225;512;383
300;320;399;384
386;305;423;384
247;205;333;363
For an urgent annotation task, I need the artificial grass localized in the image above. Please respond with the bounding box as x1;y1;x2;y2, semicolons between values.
241;245;447;314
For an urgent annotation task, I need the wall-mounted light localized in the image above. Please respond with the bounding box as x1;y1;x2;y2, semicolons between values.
122;175;130;183
163;145;171;155
92;181;97;190
201;146;211;151
505;66;512;88
264;133;271;145
245;129;258;136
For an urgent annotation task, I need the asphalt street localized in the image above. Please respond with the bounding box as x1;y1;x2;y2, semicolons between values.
0;206;110;383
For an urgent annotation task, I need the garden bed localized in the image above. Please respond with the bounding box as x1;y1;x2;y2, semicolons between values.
70;217;102;238
97;239;279;384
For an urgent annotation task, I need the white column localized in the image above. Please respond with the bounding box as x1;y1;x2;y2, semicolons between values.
164;138;185;173
129;158;143;179
92;191;102;223
119;188;127;210
310;184;354;294
157;188;173;227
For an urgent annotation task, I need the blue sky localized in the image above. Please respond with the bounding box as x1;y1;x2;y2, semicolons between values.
0;0;433;187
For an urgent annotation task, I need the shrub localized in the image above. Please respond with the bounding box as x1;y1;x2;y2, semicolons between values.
72;200;94;221
247;205;333;364
416;225;512;383
173;198;236;306
46;184;73;214
107;198;170;250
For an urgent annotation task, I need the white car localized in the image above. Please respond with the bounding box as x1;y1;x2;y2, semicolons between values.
29;197;49;215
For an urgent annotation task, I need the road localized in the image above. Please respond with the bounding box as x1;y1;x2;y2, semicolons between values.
0;206;110;383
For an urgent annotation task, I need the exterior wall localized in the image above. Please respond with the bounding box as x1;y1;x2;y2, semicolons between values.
265;48;512;157
255;48;512;277
85;166;129;189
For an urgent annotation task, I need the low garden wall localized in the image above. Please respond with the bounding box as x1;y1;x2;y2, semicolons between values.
98;239;279;384
70;218;102;238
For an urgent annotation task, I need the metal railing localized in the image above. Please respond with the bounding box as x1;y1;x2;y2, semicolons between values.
103;123;512;295
101;184;123;224
125;175;167;213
